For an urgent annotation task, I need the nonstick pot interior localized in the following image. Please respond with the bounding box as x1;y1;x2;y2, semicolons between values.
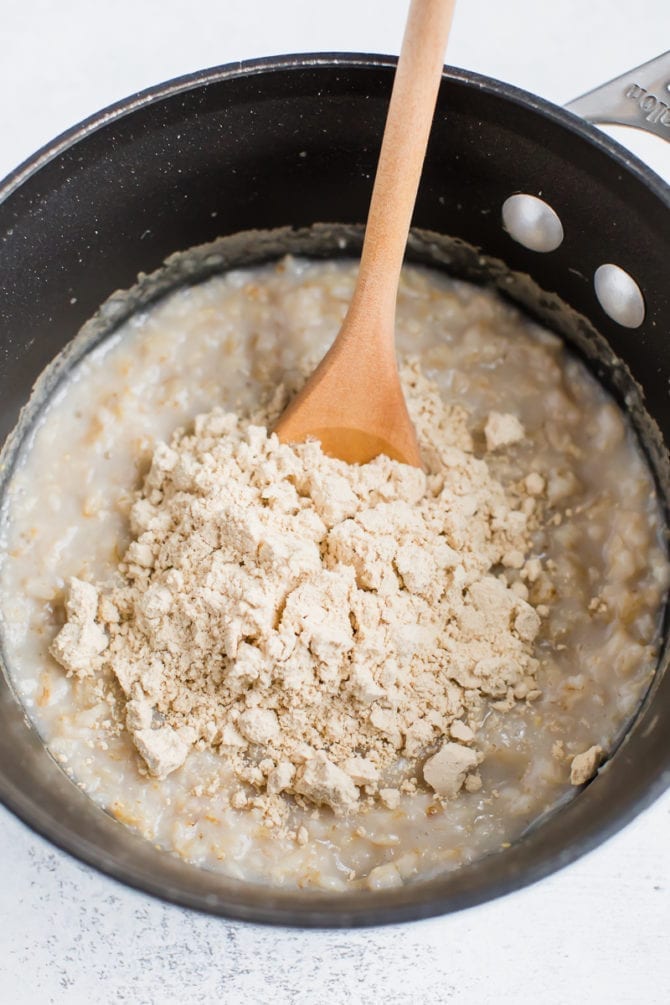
0;55;669;927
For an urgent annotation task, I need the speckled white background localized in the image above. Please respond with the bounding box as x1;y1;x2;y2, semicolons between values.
1;2;669;1002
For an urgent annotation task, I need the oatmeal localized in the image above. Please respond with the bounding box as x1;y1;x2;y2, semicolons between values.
0;256;667;891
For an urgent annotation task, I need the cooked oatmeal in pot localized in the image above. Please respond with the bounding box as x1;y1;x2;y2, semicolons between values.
0;255;667;891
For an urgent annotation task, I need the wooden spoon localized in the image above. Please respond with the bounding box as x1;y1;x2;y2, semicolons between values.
274;0;456;466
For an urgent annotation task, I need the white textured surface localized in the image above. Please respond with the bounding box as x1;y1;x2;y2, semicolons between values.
1;1;669;1002
0;797;669;1005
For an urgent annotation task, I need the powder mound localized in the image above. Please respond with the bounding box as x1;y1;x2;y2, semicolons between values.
50;361;546;819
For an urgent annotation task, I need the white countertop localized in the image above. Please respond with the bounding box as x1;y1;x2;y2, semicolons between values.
1;2;669;1002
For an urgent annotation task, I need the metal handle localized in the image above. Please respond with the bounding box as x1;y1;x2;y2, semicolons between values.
565;51;670;143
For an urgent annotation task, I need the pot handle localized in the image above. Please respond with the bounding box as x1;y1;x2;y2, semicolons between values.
564;51;670;143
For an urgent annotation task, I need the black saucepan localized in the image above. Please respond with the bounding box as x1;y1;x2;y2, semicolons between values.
1;54;669;927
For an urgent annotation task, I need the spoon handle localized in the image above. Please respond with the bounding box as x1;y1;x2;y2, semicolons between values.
347;0;456;333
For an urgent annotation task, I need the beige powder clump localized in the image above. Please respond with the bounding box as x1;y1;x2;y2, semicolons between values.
50;362;546;820
570;744;603;785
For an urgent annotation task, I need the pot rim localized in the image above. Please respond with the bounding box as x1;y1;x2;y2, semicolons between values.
1;52;669;928
2;51;669;209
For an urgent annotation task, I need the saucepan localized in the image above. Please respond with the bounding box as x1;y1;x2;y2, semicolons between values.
0;51;669;926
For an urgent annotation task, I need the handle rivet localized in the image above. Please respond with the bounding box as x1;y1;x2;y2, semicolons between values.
594;264;645;328
502;194;564;253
